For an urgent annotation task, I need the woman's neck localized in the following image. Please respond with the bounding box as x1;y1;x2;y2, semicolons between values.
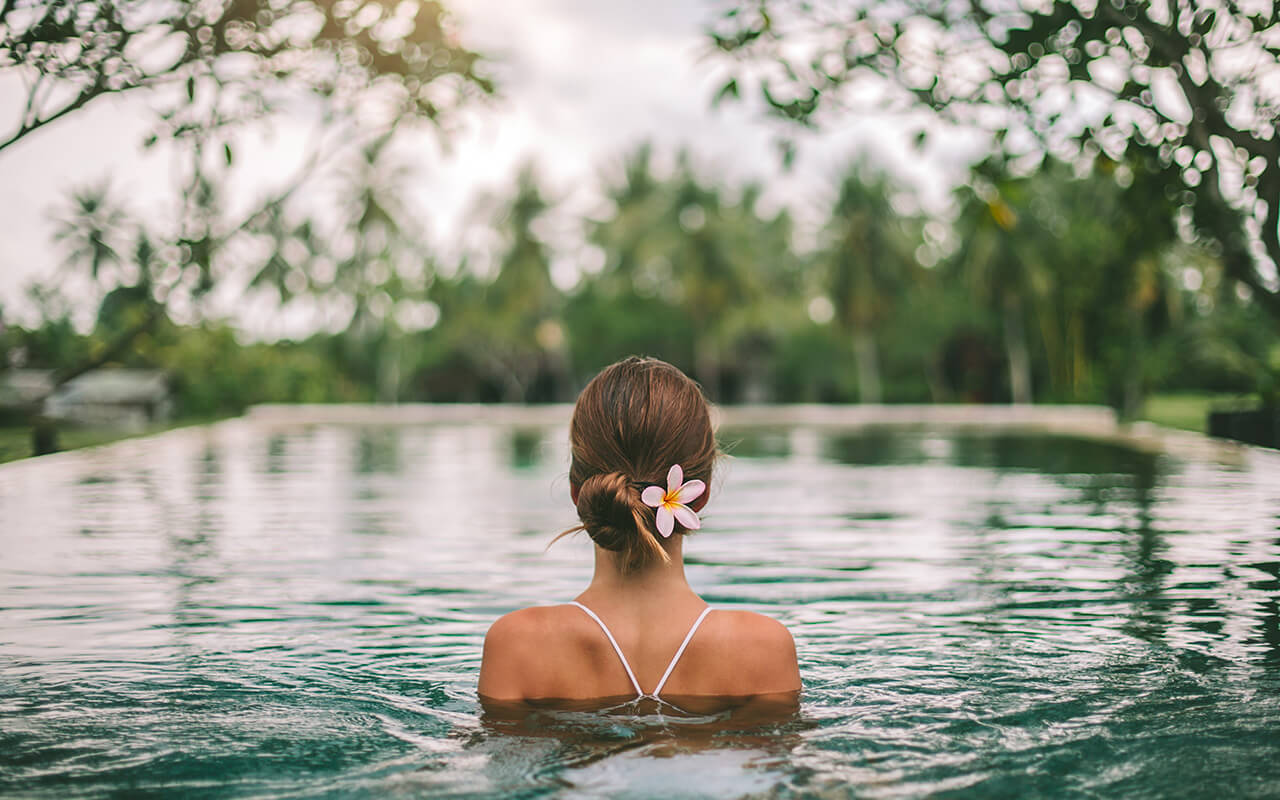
580;538;698;608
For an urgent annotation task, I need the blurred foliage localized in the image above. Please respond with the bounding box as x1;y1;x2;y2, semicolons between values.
4;144;1277;424
821;163;922;402
3;0;1278;432
708;0;1280;321
0;0;490;153
1;0;494;413
580;147;802;401
1139;392;1254;434
941;156;1186;413
0;419;187;464
434;165;569;402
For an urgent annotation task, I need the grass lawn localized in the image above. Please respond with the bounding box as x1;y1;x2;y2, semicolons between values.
0;418;226;465
1138;392;1254;434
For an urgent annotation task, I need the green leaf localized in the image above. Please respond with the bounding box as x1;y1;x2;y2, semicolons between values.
713;77;740;107
778;139;797;170
224;143;233;166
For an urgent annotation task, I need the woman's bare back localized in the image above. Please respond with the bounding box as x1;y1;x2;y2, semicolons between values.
478;602;800;702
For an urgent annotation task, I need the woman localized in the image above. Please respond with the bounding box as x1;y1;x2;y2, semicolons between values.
478;357;800;707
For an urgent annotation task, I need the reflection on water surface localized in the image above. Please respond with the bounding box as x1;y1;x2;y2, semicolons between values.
1;420;1278;798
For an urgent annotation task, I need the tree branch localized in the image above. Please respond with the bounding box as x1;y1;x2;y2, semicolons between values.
48;304;163;390
0;78;102;155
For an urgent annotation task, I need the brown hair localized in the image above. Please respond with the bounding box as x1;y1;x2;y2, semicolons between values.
556;357;716;573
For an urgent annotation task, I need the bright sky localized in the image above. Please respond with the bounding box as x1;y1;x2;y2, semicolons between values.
0;0;984;335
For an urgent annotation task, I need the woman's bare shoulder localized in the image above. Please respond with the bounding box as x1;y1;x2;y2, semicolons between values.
714;609;794;638
701;609;801;693
485;605;562;639
478;606;581;700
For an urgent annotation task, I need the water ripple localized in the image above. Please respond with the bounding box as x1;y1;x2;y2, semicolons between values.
2;423;1279;797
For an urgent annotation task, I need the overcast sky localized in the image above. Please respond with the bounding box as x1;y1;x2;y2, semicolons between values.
0;0;984;333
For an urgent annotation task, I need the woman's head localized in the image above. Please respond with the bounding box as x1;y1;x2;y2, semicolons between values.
564;357;716;573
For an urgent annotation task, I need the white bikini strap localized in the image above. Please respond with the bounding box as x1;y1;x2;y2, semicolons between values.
652;606;713;698
568;601;643;697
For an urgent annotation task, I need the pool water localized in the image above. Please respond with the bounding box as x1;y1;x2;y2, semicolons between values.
2;419;1278;798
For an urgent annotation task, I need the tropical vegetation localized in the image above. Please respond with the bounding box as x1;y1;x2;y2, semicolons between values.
1;0;1277;458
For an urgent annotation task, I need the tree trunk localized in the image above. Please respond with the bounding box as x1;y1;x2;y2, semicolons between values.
852;329;881;404
694;338;721;402
1121;307;1145;422
376;336;401;403
32;417;60;456
1003;298;1032;405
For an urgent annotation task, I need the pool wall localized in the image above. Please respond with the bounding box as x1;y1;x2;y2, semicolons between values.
243;403;1256;464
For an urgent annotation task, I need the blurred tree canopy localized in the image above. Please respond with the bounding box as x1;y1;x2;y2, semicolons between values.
3;143;1276;425
1;0;494;402
1;0;490;152
436;165;568;402
821;164;922;403
707;0;1280;319
4;1;1279;438
580;147;802;401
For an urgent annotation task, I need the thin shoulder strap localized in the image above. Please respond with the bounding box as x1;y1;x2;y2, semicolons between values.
568;601;643;697
653;606;713;698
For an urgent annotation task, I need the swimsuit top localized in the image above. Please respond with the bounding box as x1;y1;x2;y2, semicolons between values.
569;600;713;701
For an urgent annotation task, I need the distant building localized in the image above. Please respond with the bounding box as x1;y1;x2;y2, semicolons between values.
0;370;54;413
5;369;174;430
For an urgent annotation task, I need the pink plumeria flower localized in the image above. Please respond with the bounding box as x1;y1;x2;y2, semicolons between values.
641;464;705;538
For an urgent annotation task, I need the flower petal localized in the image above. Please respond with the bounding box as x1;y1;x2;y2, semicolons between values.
672;503;701;530
667;464;683;492
641;485;666;508
655;505;675;538
675;479;705;503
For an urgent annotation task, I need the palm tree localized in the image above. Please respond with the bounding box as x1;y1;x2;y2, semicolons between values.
821;164;921;404
438;164;565;401
950;162;1043;404
251;133;434;403
1035;157;1180;415
589;144;669;295
52;181;132;285
586;147;799;400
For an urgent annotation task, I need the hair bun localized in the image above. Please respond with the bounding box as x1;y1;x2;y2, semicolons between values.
562;357;714;573
575;472;642;553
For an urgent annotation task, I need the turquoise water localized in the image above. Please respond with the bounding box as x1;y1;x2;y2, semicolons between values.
2;420;1279;798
